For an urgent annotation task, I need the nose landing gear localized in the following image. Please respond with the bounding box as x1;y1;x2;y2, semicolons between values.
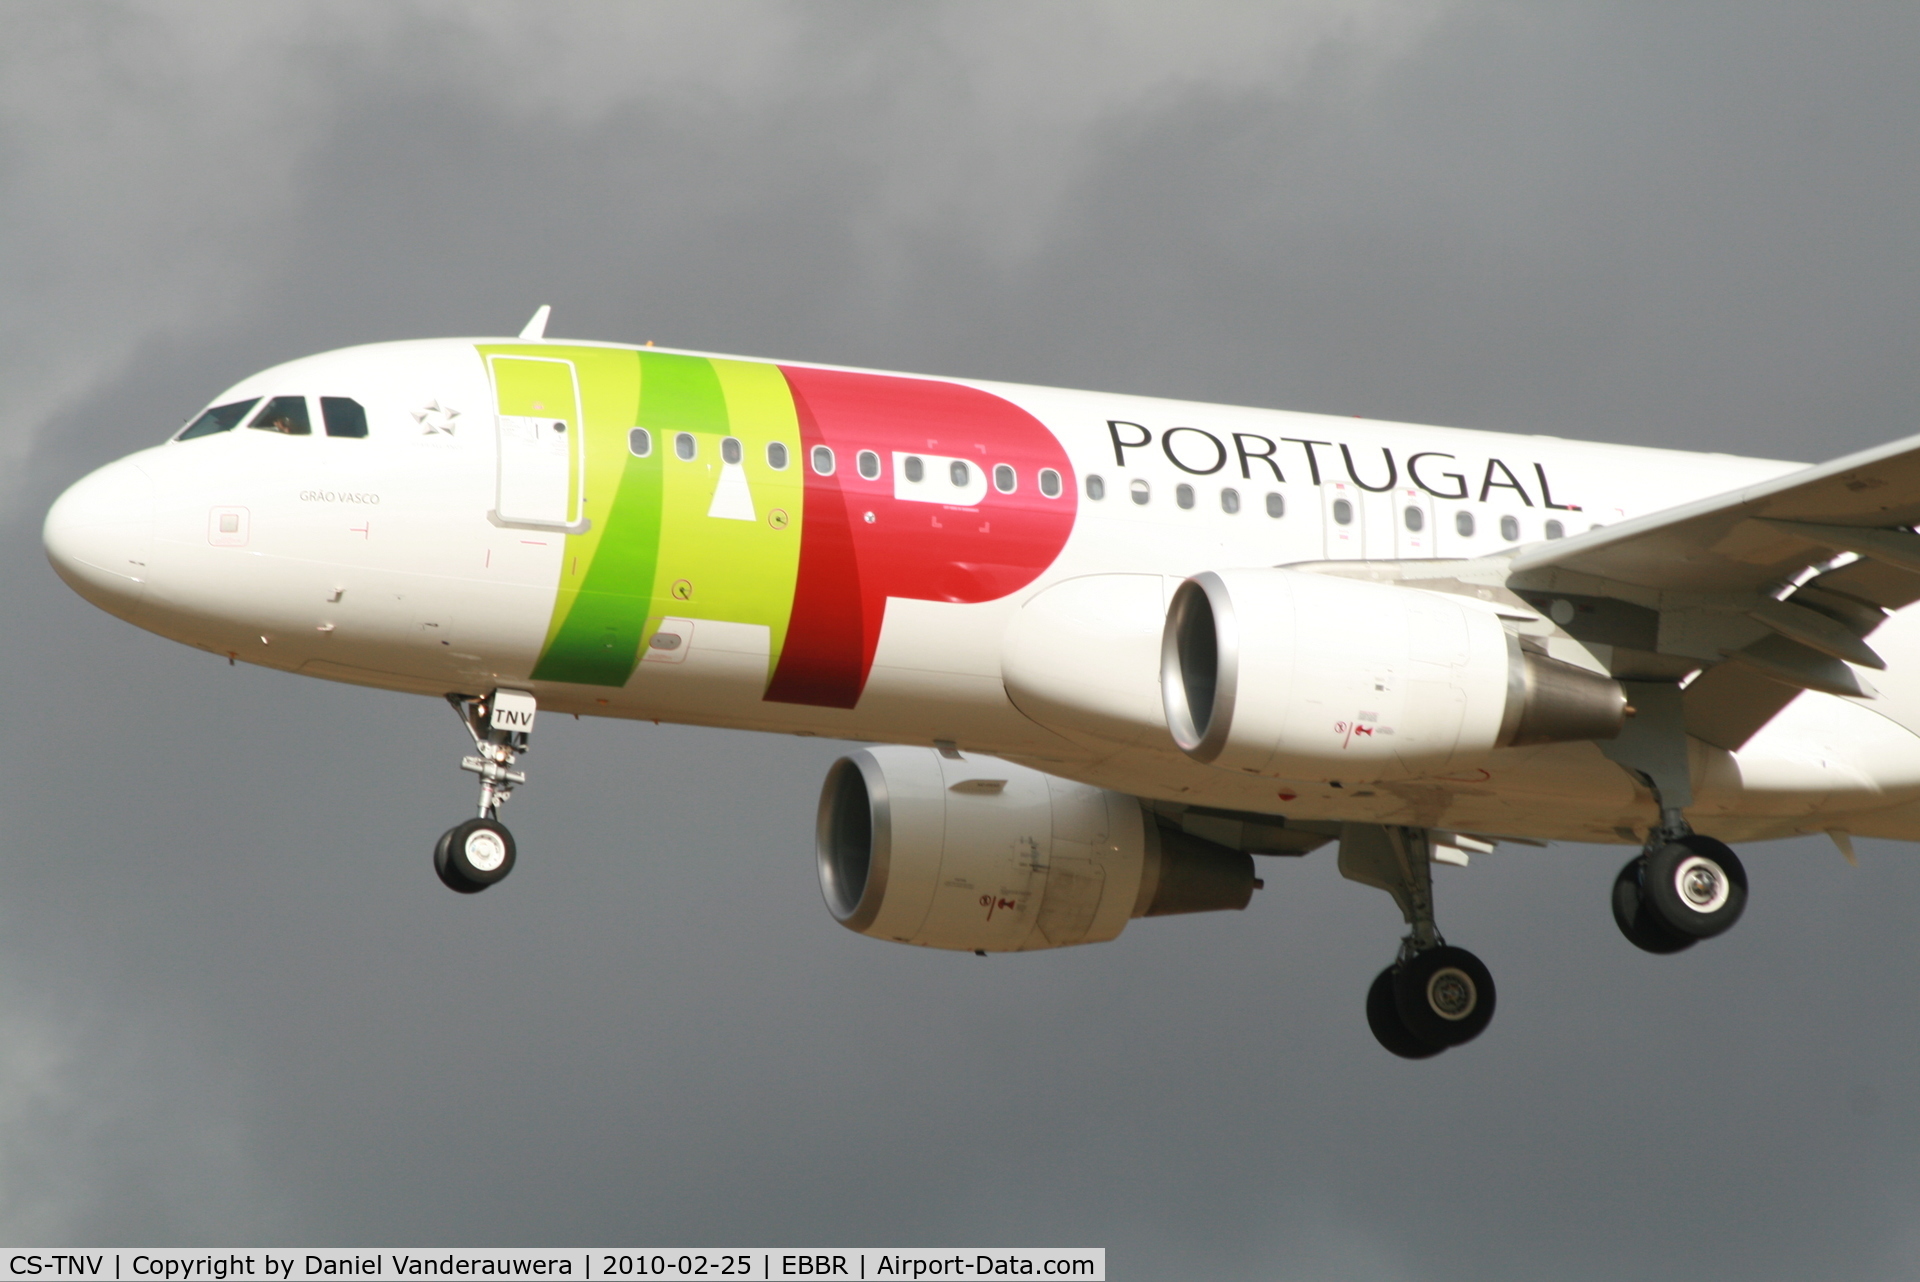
435;689;535;894
434;817;518;894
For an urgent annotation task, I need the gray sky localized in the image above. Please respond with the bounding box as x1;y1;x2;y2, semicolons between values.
7;1;1920;1273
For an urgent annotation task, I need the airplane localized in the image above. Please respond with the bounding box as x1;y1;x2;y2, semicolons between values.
42;306;1920;1059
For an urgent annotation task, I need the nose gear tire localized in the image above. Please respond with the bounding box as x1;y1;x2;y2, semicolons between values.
1367;966;1445;1059
435;818;516;892
433;827;482;894
1393;945;1496;1048
1643;835;1746;939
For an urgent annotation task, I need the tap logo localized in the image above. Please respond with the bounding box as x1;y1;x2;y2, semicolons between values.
493;346;1077;706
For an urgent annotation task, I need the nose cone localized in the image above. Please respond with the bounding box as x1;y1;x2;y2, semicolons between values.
44;457;155;621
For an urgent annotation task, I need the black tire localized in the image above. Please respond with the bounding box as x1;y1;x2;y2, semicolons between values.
1643;835;1746;939
1395;946;1496;1048
1367;966;1444;1059
1611;856;1695;954
436;819;515;892
434;826;482;893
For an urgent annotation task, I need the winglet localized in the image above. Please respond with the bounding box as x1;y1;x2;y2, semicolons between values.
518;305;552;341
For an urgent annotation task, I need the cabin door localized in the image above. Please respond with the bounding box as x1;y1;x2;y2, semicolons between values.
489;355;587;531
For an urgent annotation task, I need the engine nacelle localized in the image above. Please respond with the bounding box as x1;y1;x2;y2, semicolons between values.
1161;568;1626;781
817;746;1257;953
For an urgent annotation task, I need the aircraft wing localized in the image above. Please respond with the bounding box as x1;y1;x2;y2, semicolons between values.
1500;430;1920;749
1508;429;1920;595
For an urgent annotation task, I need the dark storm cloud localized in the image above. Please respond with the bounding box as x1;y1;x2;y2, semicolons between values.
6;3;1920;1276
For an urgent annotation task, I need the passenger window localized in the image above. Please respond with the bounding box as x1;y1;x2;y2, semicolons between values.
177;398;260;441
675;432;697;461
1221;488;1240;514
629;427;653;457
321;397;368;439
949;460;971;486
1040;468;1062;498
1129;479;1150;506
1176;483;1195;509
904;455;925;483
766;441;789;470
248;396;311;436
812;445;836;475
722;437;743;465
1403;506;1424;532
1332;498;1353;525
1265;492;1284;518
858;450;882;480
993;464;1016;493
1455;511;1475;537
1545;519;1565;540
1084;474;1104;500
1500;515;1520;541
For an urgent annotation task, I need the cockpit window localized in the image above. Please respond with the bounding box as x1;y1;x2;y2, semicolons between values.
321;397;368;438
176;399;260;441
249;396;311;436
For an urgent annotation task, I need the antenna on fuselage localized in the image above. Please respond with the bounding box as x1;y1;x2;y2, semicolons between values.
518;305;552;340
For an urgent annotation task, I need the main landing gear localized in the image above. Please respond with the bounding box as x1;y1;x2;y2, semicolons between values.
434;689;536;894
1611;824;1748;955
1598;679;1749;953
1339;825;1497;1059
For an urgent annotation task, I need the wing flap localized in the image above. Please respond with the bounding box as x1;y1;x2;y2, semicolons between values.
1802;558;1920;611
1725;634;1876;699
1682;662;1803;752
1746;598;1885;669
1496;431;1920;748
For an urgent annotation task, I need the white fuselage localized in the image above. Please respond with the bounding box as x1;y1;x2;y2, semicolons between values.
45;337;1920;848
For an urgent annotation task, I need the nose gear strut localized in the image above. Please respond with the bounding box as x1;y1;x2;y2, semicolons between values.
434;689;536;893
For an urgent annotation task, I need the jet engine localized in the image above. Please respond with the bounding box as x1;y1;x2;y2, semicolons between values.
817;746;1257;953
1161;568;1627;781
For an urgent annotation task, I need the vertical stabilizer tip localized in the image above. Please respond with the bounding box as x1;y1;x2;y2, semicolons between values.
518;305;552;340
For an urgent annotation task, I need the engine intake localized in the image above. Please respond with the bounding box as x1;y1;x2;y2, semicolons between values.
1162;568;1626;781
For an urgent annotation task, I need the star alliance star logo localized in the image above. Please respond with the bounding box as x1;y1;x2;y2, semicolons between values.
412;400;461;435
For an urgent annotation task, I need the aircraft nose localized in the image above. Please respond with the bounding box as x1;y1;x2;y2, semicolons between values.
44;457;155;621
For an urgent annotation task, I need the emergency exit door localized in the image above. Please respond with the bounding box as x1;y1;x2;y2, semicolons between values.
489;355;588;531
